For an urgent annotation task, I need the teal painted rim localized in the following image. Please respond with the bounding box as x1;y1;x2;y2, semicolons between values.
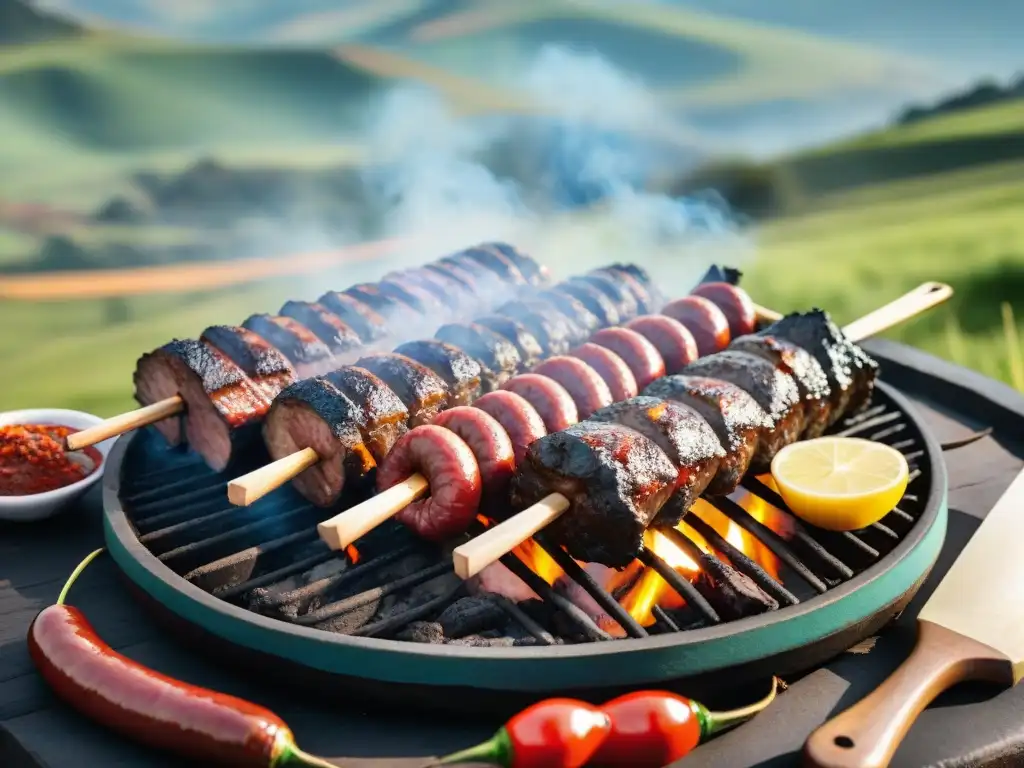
102;382;949;692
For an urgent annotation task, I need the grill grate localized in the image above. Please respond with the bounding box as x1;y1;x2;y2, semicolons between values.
119;387;931;646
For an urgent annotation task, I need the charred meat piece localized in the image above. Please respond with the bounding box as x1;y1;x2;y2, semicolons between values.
598;263;665;312
570;274;639;321
766;310;879;423
481;242;548;286
378;277;446;318
392;339;482;406
435;322;521;393
399;267;477;314
263;378;375;507
589;396;724;526
536;289;601;336
590;267;655;315
461;245;529;287
354;353;450;427
242;314;335;378
279;301;363;359
642;375;772;496
684;350;804;470
730;333;832;438
317;291;390;343
437;254;507;297
200;325;295;401
322;366;409;463
554;281;621;328
511;421;679;568
424;261;479;292
134;339;267;471
344;283;418;325
473;315;544;371
497;300;584;354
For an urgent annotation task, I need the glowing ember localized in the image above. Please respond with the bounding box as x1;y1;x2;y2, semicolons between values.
345;544;361;564
612;490;789;626
512;538;564;585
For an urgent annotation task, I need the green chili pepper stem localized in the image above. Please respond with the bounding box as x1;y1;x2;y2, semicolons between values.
56;548;105;606
276;741;342;768
699;676;780;740
434;727;513;766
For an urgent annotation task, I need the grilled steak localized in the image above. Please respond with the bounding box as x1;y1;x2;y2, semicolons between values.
392;339;482;406
354;353;450;427
589;396;724;526
730;333;833;438
497;300;584;354
642;375;772;495
472;315;544;372
344;283;418;325
684;350;804;470
511;421;679;568
766;310;879;423
241;314;335;378
263;378;376;507
570;274;640;321
322;366;409;462
317;291;390;343
481;241;548;286
200;325;295;401
554;281;621;328
279;301;363;359
434;322;522;393
134;339;267;471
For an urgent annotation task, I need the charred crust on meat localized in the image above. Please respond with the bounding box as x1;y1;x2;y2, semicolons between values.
199;326;293;378
480;242;546;285
472;315;544;371
392;339;483;404
462;245;528;285
242;314;333;366
553;281;622;327
435;322;521;392
317;291;389;343
511;421;678;568
354;352;450;425
279;301;362;355
571;274;640;320
496;300;584;354
155;339;248;393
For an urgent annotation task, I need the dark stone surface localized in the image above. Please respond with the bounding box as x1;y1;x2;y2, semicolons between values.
2;341;1023;768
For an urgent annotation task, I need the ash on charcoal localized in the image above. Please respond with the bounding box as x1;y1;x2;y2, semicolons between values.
437;596;508;638
694;558;778;620
395;621;445;644
446;635;516;648
307;558;349;582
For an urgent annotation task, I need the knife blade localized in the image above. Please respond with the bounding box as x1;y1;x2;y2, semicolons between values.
803;467;1024;768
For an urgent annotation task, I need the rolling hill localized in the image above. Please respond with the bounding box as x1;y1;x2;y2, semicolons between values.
1;0;80;43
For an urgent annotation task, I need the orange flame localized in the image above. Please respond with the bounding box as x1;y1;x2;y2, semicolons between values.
345;544;361;564
512;539;564;585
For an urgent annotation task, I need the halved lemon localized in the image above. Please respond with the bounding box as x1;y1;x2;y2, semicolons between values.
770;437;909;531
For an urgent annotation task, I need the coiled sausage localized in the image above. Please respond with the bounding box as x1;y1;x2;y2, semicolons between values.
473;391;547;465
589;327;666;390
533;356;613;420
501;373;579;432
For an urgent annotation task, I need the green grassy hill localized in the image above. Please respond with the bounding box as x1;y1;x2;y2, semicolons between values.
0;0;80;43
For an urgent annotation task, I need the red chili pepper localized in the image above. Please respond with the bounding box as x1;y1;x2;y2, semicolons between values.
437;698;611;768
0;424;101;496
28;549;336;768
589;679;781;767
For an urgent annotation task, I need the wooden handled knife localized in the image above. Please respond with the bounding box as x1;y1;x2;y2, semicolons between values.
804;467;1024;768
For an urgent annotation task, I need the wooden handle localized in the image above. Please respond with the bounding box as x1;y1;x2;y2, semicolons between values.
227;447;320;506
64;396;184;451
841;282;953;342
451;493;571;579
754;304;782;325
317;473;430;551
803;620;1012;768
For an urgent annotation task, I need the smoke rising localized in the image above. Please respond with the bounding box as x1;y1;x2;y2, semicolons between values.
355;43;752;294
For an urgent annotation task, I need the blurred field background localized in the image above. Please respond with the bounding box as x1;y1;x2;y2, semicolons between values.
2;0;1023;415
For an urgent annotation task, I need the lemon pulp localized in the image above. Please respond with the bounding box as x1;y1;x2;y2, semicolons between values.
770;437;909;531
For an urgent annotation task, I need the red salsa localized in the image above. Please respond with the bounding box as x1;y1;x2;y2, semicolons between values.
0;424;101;496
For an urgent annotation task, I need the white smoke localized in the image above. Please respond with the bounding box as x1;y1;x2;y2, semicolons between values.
346;44;752;295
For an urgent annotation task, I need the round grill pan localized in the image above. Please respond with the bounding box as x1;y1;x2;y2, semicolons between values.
102;381;948;713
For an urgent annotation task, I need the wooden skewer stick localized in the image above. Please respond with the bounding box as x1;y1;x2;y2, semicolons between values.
317;474;429;550
227;447;320;507
447;281;953;579
64;396;184;452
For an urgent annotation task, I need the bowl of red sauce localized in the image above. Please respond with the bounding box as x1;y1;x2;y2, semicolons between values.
0;409;113;522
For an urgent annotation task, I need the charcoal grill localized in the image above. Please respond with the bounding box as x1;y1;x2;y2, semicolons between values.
101;380;947;715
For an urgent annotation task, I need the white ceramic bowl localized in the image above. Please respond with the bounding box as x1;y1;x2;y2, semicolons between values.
0;408;115;522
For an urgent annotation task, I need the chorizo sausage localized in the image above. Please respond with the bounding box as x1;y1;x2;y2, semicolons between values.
473;391;547;465
432;407;516;510
376;425;482;542
589;327;666;390
690;282;758;338
661;295;731;356
570;342;639;402
501;373;579;432
625;315;699;374
533;356;614;420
